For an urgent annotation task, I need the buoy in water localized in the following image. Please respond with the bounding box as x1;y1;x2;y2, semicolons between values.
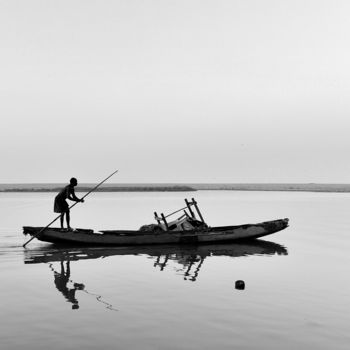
235;280;245;290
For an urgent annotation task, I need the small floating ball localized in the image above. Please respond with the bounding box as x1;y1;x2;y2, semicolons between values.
235;280;245;290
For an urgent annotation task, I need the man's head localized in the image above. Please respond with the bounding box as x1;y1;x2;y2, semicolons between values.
70;177;78;186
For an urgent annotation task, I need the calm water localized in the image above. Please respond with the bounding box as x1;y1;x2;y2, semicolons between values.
1;191;349;349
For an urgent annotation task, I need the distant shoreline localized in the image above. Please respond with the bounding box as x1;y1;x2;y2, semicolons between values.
0;185;197;193
1;183;350;193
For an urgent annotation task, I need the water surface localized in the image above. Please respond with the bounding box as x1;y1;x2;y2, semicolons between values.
1;191;349;349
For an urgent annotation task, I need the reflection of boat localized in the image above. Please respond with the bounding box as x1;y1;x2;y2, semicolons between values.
24;240;287;283
24;240;287;264
23;199;289;246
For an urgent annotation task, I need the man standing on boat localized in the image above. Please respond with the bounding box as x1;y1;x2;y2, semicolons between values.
54;177;84;231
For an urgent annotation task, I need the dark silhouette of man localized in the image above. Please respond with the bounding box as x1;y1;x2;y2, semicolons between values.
54;177;84;231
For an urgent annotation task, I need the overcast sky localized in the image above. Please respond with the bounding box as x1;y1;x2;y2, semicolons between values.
1;0;350;183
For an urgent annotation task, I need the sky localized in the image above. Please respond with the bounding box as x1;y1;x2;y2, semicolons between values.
1;0;350;183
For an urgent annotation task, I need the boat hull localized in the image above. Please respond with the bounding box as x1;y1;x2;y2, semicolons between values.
23;218;289;246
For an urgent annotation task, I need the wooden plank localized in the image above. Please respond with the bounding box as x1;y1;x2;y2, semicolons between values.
192;198;205;223
185;198;196;219
154;212;161;225
161;213;169;230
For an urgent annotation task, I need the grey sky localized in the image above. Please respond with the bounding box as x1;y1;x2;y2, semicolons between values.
1;0;349;183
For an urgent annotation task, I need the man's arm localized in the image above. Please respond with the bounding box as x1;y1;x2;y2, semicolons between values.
68;188;84;202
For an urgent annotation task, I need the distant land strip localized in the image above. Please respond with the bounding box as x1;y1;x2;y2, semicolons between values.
0;185;197;192
1;183;350;192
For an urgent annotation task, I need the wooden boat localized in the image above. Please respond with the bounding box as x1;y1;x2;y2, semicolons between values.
23;219;289;246
23;198;289;246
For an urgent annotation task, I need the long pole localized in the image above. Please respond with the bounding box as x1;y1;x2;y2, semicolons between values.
23;170;119;248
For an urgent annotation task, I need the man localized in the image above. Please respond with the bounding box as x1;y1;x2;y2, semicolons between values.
54;177;84;231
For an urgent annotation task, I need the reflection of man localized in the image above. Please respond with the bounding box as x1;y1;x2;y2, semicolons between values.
53;261;84;310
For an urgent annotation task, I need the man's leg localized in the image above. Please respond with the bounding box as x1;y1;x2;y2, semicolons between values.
60;213;65;229
66;210;71;230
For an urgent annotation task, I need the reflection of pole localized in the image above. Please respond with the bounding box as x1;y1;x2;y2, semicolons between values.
184;256;205;282
161;255;169;270
80;290;118;312
184;260;195;280
154;256;161;267
154;255;169;271
191;257;205;282
153;253;208;282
